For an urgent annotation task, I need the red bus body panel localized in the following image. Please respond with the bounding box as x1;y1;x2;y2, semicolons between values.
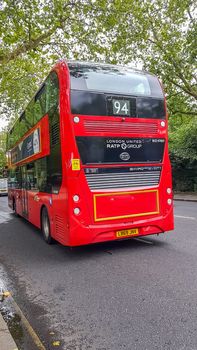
8;61;174;246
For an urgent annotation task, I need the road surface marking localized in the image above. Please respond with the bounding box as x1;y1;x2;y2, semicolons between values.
3;292;46;350
12;297;47;350
175;215;196;220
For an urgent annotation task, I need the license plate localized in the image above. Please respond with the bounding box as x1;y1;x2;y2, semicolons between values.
116;228;139;238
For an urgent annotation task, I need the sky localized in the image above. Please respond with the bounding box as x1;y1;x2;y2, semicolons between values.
0;119;8;132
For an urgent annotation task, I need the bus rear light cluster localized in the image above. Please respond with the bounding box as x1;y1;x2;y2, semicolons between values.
74;208;80;215
73;195;80;202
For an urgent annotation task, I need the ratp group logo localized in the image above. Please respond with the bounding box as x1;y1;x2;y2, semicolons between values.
121;143;127;150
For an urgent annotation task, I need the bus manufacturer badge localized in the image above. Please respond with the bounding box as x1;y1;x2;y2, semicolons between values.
119;152;130;161
72;159;80;170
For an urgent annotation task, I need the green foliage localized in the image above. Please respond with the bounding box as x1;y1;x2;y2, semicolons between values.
0;0;196;189
169;118;197;191
0;0;106;122
1;0;196;121
170;119;197;163
99;0;197;109
0;131;7;177
0;151;6;177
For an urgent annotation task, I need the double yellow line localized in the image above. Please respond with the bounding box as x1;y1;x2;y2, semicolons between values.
1;291;46;350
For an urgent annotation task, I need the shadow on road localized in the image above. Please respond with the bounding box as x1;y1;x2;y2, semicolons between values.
1;209;169;266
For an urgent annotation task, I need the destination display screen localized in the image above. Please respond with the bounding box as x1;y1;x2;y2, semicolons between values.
76;137;165;164
70;91;165;119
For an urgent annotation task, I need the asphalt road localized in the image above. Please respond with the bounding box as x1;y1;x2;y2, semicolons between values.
0;196;197;350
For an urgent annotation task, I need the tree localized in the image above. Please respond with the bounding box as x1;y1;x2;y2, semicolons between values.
92;0;197;115
0;130;7;177
169;118;197;191
0;0;196;189
0;0;107;123
90;0;197;191
1;0;196;121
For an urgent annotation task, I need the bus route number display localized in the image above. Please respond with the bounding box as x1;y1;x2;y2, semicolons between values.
112;99;130;116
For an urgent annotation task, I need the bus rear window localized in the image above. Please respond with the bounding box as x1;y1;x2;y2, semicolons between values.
68;63;163;98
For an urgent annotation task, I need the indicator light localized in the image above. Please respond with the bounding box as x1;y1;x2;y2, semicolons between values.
73;195;80;202
161;121;165;127
167;199;172;205
167;188;171;194
74;208;80;215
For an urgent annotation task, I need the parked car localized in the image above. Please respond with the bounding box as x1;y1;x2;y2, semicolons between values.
0;178;8;196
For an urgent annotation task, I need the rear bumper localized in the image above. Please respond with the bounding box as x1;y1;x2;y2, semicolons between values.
68;206;174;246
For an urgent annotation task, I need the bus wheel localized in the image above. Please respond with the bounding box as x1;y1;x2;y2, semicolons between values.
41;207;53;244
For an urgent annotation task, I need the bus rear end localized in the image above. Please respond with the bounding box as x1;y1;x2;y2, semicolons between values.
64;62;174;246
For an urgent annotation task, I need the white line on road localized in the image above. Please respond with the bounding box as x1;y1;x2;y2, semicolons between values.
175;215;196;220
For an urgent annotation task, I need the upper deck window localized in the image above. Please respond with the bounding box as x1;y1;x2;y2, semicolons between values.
68;63;163;98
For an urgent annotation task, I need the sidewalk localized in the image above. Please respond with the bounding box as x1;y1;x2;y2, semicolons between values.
0;313;18;350
174;192;197;202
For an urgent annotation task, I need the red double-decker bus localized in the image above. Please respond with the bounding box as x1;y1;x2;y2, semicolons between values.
7;61;174;246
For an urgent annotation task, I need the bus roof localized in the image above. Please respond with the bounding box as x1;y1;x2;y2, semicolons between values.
8;60;159;134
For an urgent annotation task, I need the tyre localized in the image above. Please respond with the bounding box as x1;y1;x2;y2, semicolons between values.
41;207;53;244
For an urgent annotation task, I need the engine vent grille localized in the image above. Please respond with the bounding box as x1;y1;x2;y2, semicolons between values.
55;215;64;239
85;167;161;190
83;120;158;135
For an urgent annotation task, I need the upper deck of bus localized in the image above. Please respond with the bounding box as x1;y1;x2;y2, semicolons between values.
7;60;166;152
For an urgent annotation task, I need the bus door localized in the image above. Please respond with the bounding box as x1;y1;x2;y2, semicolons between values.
21;165;28;217
23;162;42;227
